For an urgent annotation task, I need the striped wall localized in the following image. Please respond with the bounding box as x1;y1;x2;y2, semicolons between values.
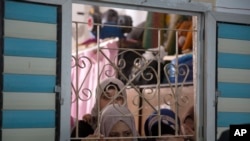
216;22;250;138
1;0;59;141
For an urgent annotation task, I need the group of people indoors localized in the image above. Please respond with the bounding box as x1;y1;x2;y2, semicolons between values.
71;7;195;141
70;77;195;141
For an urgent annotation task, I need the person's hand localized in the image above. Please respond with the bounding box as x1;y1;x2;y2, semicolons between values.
82;134;104;141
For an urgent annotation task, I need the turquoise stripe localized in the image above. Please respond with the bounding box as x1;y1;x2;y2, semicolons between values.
5;1;57;24
218;53;250;69
4;37;56;58
218;23;250;40
3;74;56;92
217;112;250;127
2;110;55;128
218;82;250;98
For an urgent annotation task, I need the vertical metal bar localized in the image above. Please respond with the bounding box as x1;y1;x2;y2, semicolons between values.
175;30;179;135
56;4;62;141
138;88;143;135
157;29;162;137
75;22;79;138
96;23;101;138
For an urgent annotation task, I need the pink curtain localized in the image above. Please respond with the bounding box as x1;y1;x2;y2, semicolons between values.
71;41;118;119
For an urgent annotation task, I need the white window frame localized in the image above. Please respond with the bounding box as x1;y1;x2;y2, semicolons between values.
71;1;209;141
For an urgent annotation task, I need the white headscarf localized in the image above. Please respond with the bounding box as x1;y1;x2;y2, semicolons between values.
98;104;138;141
90;77;127;128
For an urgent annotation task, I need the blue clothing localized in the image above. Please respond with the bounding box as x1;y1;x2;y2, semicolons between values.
100;22;124;39
168;54;193;83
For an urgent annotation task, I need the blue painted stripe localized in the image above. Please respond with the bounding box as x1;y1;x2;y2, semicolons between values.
2;110;55;128
218;23;250;40
3;74;56;92
5;1;57;24
217;112;250;127
2;128;55;141
4;37;57;58
218;53;250;69
218;82;250;98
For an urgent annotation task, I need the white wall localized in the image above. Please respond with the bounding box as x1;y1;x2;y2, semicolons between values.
124;9;147;26
72;4;94;47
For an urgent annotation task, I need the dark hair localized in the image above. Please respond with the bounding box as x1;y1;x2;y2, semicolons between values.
102;9;119;23
117;15;133;34
150;122;175;136
90;13;102;36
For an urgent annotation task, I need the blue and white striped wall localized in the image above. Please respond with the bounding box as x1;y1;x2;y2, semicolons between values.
2;0;60;141
216;22;250;138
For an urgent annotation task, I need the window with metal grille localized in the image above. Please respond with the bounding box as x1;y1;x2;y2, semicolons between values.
70;3;198;141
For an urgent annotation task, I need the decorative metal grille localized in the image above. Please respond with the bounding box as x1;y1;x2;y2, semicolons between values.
71;19;195;141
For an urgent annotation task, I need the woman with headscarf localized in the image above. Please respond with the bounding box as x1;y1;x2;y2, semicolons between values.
92;104;139;141
144;109;184;141
71;77;127;140
89;77;128;128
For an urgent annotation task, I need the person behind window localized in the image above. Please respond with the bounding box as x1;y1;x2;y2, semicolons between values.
84;104;139;141
71;77;127;140
144;108;184;141
100;9;124;39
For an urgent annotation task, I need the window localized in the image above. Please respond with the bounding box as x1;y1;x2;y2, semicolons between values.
70;2;203;141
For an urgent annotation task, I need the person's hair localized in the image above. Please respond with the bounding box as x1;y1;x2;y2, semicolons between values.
90;13;102;35
117;15;133;34
102;9;119;24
